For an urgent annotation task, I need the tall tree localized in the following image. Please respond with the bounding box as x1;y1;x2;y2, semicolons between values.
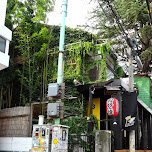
6;0;54;29
91;0;152;73
0;0;55;107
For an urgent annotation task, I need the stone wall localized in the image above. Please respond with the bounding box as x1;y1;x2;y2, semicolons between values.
0;107;31;137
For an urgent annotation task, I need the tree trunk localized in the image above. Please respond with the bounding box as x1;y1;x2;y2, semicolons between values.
42;61;45;115
8;83;13;108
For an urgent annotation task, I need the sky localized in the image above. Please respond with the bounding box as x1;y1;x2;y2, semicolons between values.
47;0;97;30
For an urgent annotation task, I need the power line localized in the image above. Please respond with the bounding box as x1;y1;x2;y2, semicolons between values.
97;0;122;35
105;0;128;37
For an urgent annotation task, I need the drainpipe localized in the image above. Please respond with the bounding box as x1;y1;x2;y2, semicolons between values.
55;0;68;125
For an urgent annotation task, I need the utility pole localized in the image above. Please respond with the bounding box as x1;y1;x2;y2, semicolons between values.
127;36;136;152
126;34;143;152
55;0;68;125
128;48;135;152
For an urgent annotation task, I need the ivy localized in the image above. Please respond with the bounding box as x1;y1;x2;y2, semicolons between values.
114;64;123;78
48;42;111;84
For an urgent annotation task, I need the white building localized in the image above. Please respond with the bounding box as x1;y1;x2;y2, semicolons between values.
0;0;12;71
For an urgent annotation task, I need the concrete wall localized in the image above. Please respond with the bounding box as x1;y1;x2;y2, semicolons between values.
0;107;31;137
0;137;32;151
95;130;112;152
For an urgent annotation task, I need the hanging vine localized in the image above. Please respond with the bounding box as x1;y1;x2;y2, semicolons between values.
48;42;111;84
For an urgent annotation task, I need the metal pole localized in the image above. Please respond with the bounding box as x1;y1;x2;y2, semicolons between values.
128;42;135;152
57;0;68;84
55;0;68;125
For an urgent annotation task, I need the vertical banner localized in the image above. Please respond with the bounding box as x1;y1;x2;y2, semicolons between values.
122;91;138;131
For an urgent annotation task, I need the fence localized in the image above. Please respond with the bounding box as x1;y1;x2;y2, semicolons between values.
68;134;95;152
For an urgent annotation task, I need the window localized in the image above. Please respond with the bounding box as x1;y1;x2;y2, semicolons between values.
0;37;6;53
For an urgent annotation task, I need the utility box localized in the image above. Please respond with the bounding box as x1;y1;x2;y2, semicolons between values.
31;124;51;152
47;102;64;119
48;83;60;97
47;83;65;99
95;130;112;152
51;125;69;152
47;103;60;117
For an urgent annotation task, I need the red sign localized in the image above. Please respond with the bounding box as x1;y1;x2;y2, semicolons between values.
106;98;119;117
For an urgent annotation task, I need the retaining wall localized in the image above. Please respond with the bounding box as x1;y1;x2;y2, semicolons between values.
0;107;31;137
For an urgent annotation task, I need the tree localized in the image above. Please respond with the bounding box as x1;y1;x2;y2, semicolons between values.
0;0;55;108
6;0;54;30
91;0;152;73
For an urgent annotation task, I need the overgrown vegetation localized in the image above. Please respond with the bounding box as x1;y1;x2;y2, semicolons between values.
0;1;121;150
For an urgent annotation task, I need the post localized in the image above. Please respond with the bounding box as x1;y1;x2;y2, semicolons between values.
89;85;94;152
57;0;67;84
55;0;68;125
128;39;135;152
89;86;93;116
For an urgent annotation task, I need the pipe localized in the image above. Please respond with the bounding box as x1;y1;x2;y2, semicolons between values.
55;0;68;125
38;115;44;125
57;0;68;84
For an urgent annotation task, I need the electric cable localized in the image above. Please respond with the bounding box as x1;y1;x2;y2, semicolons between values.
105;0;128;37
97;0;122;35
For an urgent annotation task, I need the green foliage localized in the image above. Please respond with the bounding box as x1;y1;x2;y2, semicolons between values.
116;0;148;26
47;42;110;83
62;117;88;135
89;114;99;130
114;64;123;78
92;0;152;72
0;0;55;108
61;115;98;151
47;25;97;48
1;2;117;150
6;0;55;28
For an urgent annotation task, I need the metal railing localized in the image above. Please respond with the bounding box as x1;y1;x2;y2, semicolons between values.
68;134;95;152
